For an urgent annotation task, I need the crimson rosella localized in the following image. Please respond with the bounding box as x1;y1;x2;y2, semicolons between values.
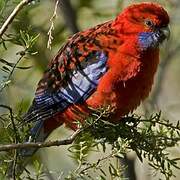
23;2;170;155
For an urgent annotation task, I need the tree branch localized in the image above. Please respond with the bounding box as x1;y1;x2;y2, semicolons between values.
0;0;34;38
0;105;20;179
0;52;26;92
0;129;81;152
58;0;79;33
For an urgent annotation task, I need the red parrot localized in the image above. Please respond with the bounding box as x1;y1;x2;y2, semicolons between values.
23;2;170;155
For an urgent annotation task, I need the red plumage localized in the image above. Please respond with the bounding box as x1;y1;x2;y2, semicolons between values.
25;2;170;143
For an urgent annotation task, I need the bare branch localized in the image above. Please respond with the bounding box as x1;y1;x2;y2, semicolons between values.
0;129;81;152
58;0;79;33
47;0;60;49
0;0;34;38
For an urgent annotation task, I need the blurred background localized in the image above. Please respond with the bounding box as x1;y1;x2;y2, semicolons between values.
0;0;180;179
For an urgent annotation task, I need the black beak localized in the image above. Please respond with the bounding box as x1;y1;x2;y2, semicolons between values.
159;26;170;41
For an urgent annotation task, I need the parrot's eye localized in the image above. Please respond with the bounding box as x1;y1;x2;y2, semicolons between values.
144;19;154;28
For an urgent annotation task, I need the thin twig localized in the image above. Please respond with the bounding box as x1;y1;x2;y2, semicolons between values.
0;107;110;152
0;53;25;92
0;105;20;179
0;0;34;38
139;119;180;130
0;129;81;152
47;0;60;49
0;105;19;179
80;152;116;174
0;105;19;140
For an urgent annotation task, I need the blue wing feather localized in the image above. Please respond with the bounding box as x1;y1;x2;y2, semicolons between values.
24;51;108;124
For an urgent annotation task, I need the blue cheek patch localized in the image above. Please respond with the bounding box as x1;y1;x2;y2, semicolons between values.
138;32;159;50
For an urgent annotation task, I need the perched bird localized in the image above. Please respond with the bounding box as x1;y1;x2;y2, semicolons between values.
24;2;170;155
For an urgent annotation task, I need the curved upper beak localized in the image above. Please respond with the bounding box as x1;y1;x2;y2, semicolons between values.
160;26;170;40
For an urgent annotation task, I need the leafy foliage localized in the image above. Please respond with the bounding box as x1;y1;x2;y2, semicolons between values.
64;108;180;180
0;105;179;179
0;29;39;91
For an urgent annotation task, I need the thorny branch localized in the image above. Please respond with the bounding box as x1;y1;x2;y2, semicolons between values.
0;0;34;38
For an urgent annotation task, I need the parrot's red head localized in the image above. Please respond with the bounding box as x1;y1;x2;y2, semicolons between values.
113;2;170;50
